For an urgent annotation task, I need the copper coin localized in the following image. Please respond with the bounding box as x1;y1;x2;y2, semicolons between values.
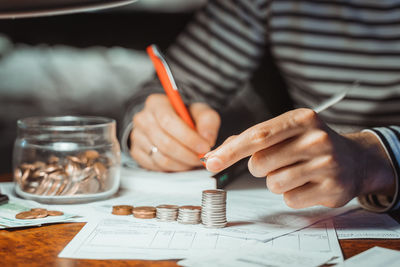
133;206;156;219
21;169;30;183
84;150;100;160
30;208;47;212
48;155;60;164
112;205;134;215
33;210;48;218
44;164;61;173
93;162;107;177
20;163;35;170
67;155;82;164
47;210;64;216
33;161;46;170
134;206;156;213
15;211;36;219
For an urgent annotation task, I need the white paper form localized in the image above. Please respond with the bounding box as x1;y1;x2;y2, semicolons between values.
336;246;400;267
333;208;400;239
58;217;257;260
178;244;333;267
178;220;342;267
220;189;358;241
59;217;343;261
266;220;343;264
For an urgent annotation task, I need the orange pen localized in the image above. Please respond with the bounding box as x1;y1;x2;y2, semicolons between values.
146;44;205;162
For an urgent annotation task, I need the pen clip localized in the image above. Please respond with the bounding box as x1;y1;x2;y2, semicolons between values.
147;44;196;130
147;44;179;91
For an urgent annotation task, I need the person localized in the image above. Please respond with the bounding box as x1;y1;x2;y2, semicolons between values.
122;0;400;212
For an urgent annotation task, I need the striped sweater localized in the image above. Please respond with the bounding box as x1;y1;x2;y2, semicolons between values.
123;0;400;211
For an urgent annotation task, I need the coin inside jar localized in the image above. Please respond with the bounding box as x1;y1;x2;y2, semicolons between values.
112;205;134;215
133;206;156;219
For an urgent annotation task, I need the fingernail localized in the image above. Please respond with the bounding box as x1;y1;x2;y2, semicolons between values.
196;143;210;154
206;156;222;172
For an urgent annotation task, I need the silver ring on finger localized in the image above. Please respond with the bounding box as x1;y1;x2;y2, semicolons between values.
148;146;158;157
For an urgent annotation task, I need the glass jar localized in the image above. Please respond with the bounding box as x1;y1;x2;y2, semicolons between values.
13;116;121;204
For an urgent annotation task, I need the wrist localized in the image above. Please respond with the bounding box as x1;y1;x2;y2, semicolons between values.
345;131;396;197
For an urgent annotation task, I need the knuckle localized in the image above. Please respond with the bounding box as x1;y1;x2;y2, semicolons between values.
158;113;173;130
292;108;318;127
248;127;270;147
321;177;344;194
133;111;145;127
312;130;330;146
145;94;162;107
305;130;332;150
160;137;174;151
323;155;339;170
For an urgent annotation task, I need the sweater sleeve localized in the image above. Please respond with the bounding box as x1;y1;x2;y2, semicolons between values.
121;0;271;154
358;126;400;212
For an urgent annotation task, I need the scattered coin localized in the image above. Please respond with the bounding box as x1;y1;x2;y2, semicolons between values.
133;206;156;219
156;204;179;222
112;205;134;215
177;206;202;224
47;210;64;216
33;209;49;218
30;208;47;212
15;208;64;220
15;211;37;220
201;189;227;228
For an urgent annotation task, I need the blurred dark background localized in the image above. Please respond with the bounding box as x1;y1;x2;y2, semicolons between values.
0;0;291;173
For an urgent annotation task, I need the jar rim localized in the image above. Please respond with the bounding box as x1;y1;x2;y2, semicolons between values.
17;116;115;131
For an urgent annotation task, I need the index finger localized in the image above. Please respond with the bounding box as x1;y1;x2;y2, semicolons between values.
205;108;318;172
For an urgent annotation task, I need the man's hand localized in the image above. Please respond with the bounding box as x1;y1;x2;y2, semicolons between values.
205;108;395;209
130;94;220;172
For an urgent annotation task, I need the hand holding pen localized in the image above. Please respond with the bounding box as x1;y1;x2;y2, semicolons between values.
129;45;220;172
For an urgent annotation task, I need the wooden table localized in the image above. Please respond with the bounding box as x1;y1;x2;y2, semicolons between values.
1;174;400;266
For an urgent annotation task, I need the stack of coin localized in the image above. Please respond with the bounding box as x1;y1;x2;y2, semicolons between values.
156;204;179;222
14;149;114;196
177;206;201;224
201;189;227;228
15;208;64;220
112;205;134;215
133;206;156;219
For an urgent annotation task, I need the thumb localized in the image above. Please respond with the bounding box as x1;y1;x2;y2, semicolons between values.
190;102;221;147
